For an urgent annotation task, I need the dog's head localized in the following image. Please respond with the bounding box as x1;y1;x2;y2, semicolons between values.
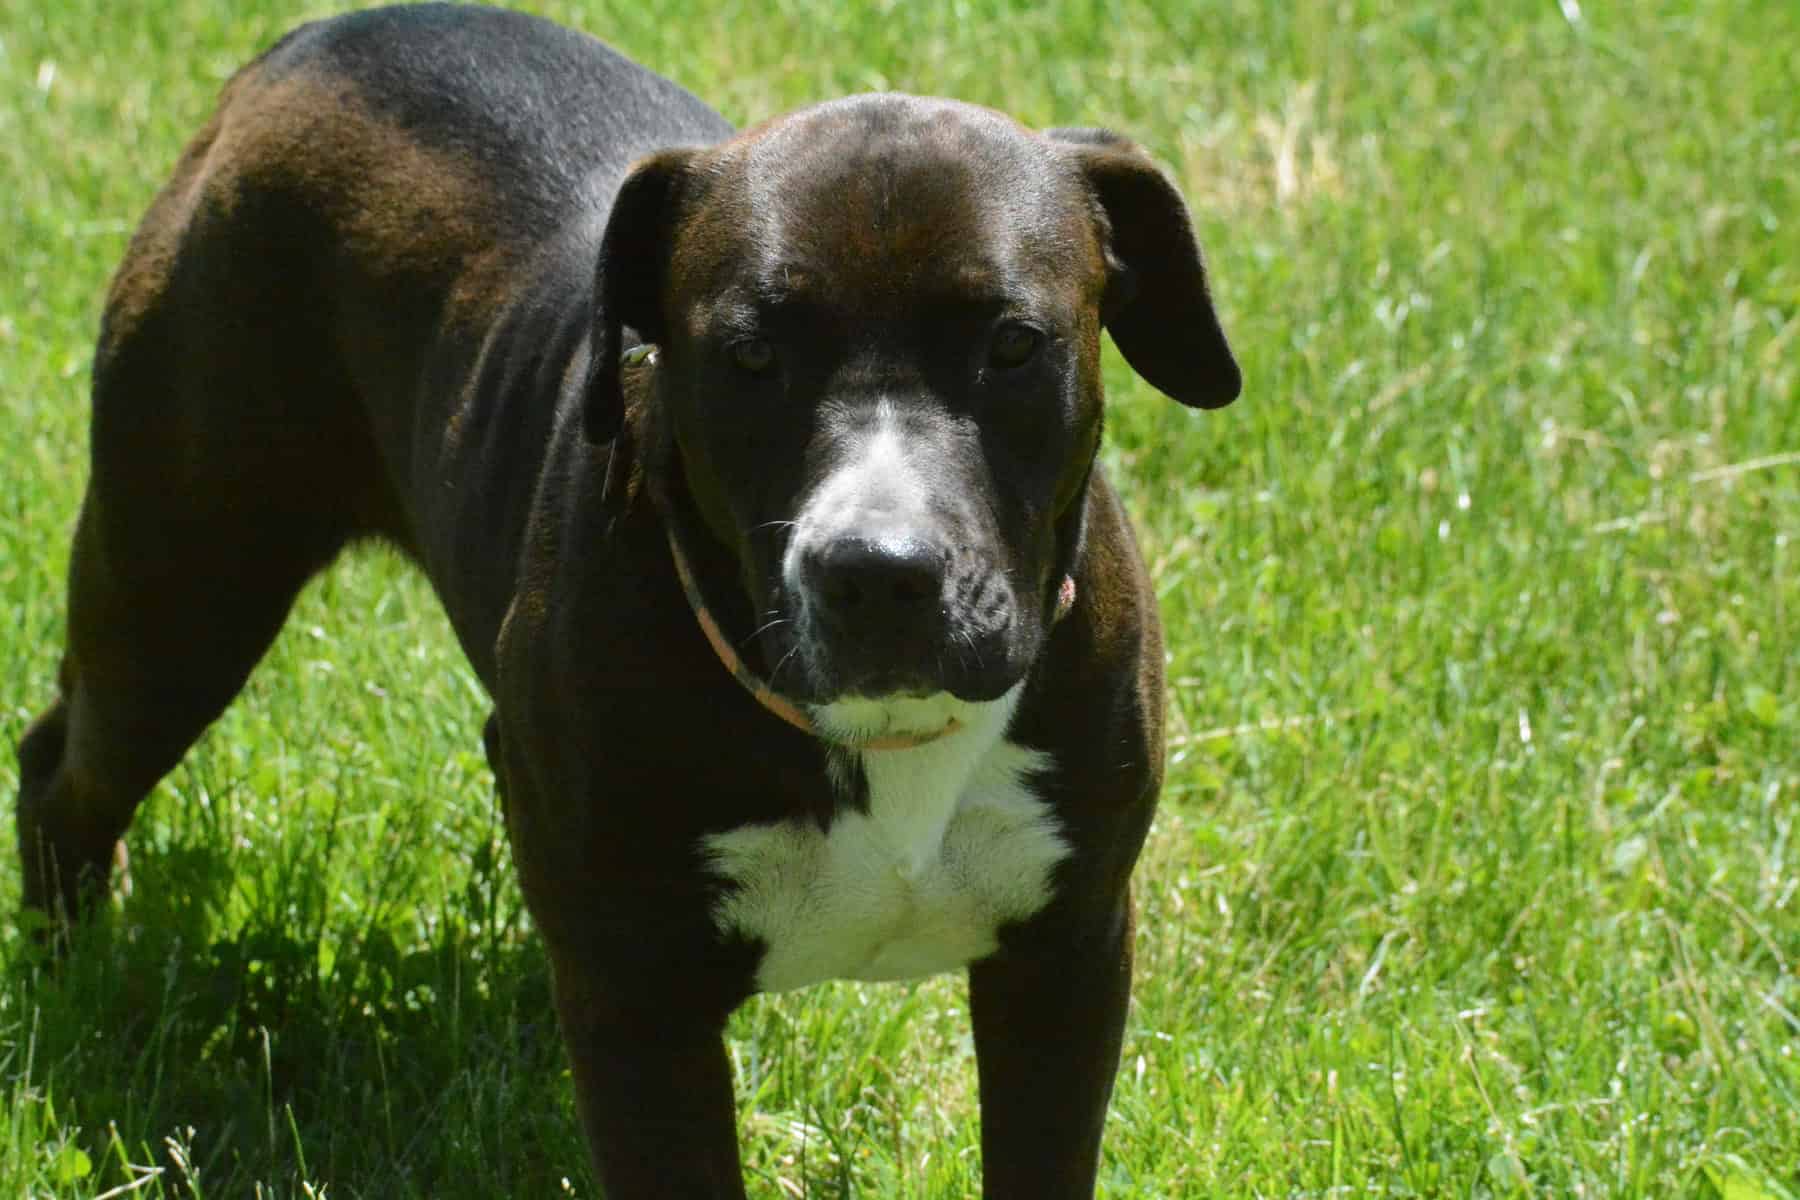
585;96;1237;744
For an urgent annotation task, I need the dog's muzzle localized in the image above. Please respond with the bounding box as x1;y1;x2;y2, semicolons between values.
794;532;951;693
662;514;1076;751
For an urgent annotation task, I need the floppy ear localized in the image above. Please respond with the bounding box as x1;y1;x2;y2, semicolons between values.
584;149;697;443
1046;128;1241;409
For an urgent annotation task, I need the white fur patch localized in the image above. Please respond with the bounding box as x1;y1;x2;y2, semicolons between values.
814;691;969;742
704;688;1068;992
780;400;928;607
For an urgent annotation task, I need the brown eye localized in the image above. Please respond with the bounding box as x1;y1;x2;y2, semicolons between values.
732;337;777;375
989;323;1043;370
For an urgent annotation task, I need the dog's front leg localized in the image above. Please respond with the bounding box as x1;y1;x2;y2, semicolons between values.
969;892;1135;1199
551;958;748;1199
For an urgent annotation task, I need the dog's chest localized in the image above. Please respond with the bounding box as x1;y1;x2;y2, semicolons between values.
703;739;1068;993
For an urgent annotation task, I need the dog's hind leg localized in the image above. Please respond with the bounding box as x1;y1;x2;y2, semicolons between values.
16;481;349;930
16;149;396;932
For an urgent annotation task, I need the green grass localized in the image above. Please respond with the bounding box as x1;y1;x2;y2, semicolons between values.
3;0;1796;1194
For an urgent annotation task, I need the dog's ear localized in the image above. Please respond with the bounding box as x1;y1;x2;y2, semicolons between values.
585;149;697;443
1046;128;1240;409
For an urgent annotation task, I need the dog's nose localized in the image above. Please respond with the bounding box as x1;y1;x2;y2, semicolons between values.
805;535;946;636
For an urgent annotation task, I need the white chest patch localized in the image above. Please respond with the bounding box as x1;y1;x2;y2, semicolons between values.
703;695;1069;993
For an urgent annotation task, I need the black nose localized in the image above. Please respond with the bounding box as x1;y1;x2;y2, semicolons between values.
804;535;946;637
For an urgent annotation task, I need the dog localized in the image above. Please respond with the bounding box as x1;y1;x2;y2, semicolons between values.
14;4;1239;1194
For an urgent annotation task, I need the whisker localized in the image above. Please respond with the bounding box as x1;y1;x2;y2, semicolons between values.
740;616;790;649
767;644;803;688
959;629;984;668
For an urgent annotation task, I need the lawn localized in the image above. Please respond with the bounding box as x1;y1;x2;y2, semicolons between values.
2;0;1796;1195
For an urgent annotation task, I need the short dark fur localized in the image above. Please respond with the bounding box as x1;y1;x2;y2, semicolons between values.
16;7;1238;1196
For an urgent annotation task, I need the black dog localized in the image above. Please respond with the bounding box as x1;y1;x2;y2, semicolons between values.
15;5;1239;1195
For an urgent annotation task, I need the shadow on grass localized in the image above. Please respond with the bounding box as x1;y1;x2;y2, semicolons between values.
11;838;582;1198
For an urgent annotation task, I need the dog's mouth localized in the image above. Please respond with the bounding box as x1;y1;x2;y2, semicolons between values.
793;645;1025;708
671;521;1074;753
756;532;1037;711
809;690;1000;751
753;570;1033;709
751;614;1009;752
743;521;1079;728
665;515;1021;751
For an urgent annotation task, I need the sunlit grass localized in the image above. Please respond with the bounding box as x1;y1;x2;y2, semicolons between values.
2;0;1795;1195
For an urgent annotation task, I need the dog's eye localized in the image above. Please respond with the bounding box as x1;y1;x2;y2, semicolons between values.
731;337;777;376
988;323;1043;371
